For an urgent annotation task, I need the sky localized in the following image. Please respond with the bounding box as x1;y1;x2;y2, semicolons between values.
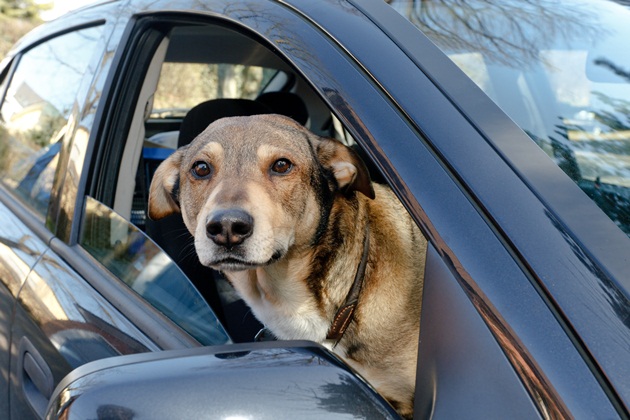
38;0;99;21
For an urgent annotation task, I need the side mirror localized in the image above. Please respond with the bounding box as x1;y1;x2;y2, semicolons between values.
45;341;399;419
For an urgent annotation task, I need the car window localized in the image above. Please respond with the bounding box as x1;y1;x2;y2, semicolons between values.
151;62;280;120
79;196;230;346
389;0;630;237
0;26;103;217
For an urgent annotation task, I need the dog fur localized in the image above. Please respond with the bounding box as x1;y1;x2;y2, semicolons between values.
148;114;426;417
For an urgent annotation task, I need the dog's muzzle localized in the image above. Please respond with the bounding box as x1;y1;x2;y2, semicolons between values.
206;208;254;249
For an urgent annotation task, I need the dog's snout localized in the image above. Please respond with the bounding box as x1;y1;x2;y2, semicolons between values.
206;208;254;248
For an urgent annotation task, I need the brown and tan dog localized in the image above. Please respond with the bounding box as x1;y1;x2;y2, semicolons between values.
148;114;426;417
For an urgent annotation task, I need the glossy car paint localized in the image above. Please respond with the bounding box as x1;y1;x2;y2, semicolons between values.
0;194;51;415
0;0;627;419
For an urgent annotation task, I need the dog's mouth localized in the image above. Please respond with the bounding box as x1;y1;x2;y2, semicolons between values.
207;250;284;272
210;257;261;272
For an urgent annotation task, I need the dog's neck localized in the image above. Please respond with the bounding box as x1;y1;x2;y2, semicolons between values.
326;221;370;343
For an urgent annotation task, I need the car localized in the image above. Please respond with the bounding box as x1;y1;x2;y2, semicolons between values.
0;0;629;418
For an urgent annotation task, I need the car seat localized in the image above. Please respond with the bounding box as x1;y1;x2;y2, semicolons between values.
255;91;309;126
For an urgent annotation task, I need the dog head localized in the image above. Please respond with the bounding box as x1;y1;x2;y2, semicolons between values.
148;114;374;272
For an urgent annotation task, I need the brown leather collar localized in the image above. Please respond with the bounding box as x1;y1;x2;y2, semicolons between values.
326;221;370;343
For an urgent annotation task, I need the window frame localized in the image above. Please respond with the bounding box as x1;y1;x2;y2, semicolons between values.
0;58;15;109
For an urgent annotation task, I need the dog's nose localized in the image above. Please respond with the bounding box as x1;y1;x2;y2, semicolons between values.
206;209;254;248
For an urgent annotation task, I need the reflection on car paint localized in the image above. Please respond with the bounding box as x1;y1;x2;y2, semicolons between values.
19;249;158;362
0;202;48;296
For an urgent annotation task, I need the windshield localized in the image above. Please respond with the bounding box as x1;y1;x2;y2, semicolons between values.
388;0;630;236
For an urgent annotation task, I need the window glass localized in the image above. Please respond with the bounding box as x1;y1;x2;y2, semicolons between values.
0;26;103;216
389;0;630;237
151;63;279;118
79;197;230;346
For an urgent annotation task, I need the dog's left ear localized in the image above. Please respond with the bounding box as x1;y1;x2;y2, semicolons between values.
148;146;187;220
316;137;375;200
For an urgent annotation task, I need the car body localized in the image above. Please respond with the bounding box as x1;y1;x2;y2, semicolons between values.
0;0;629;418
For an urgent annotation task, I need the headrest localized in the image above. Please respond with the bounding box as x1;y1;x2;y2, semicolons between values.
256;91;309;126
178;98;272;147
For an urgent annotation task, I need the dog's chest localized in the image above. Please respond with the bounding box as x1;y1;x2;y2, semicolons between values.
226;268;330;341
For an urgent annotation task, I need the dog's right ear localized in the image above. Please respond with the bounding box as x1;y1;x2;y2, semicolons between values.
148;147;186;220
315;137;375;200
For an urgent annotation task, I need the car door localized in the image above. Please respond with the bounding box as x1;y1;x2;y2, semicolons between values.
5;2;407;417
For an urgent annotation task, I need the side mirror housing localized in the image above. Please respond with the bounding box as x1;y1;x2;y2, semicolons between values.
45;341;399;419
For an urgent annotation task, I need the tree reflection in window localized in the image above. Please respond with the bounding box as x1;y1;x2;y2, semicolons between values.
0;25;103;216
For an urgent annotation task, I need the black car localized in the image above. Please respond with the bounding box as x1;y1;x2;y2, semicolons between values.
1;0;629;418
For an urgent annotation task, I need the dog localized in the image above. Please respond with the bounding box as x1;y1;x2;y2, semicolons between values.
148;114;426;417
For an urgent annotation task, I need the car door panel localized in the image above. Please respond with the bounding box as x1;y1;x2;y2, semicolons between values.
417;244;543;418
10;244;160;418
0;198;51;419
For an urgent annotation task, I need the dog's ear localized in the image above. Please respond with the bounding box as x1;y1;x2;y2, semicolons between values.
316;137;375;199
148;147;187;220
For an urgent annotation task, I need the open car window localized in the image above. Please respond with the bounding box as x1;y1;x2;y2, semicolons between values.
89;16;429;352
110;21;375;344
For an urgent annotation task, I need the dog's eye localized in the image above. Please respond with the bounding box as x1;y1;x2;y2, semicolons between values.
191;161;212;179
271;159;293;175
